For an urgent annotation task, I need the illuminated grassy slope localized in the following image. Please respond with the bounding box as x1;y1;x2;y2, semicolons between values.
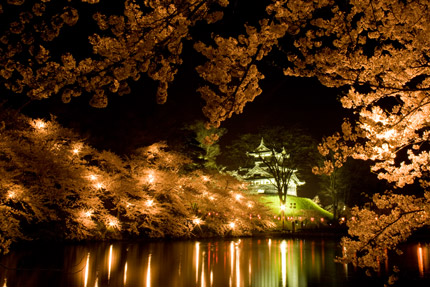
259;195;333;220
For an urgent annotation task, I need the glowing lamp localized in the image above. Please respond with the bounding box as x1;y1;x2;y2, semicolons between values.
33;119;46;130
146;199;154;207
94;183;104;190
280;204;286;211
229;222;236;229
234;194;243;201
7;190;16;199
193;218;202;225
108;218;120;229
310;217;315;222
147;173;154;183
320;218;324;222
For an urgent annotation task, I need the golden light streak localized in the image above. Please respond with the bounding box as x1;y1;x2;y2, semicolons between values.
195;242;200;284
343;246;348;274
418;245;424;277
201;254;206;287
108;245;113;281
84;253;90;287
2;278;6;287
146;254;152;287
230;241;234;287
235;245;240;287
124;262;128;285
248;257;252;285
281;240;287;287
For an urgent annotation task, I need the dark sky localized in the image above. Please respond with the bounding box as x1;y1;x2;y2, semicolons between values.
21;65;345;155
12;0;346;155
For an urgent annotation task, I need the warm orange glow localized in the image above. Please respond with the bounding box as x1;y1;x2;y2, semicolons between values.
229;222;236;229
108;218;119;229
124;262;128;285
84;253;90;287
7;190;16;199
418;246;424;277
234;193;243;201
193;218;202;225
71;143;82;155
33;119;46;130
82;210;93;218
146;253;152;287
280;240;287;287
146;199;154;207
147;173;155;184
94;182;104;190
108;245;113;281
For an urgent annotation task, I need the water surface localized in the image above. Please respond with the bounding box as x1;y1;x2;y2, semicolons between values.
0;237;429;286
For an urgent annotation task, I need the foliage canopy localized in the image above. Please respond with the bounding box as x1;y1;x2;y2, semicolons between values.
2;0;430;272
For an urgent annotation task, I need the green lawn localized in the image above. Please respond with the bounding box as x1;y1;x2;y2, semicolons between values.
259;194;333;220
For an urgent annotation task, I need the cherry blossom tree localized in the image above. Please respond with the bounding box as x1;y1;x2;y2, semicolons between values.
3;0;430;271
0;0;228;108
261;0;430;272
0;111;275;254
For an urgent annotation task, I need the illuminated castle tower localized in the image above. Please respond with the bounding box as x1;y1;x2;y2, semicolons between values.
241;138;304;196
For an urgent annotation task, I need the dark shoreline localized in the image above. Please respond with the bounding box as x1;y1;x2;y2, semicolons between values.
6;226;430;254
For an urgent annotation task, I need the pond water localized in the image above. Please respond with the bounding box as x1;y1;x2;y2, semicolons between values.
0;237;429;287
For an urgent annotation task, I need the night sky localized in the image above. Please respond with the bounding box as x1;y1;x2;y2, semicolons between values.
1;0;348;156
20;64;345;156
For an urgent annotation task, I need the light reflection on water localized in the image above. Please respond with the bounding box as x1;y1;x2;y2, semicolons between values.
0;238;430;287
